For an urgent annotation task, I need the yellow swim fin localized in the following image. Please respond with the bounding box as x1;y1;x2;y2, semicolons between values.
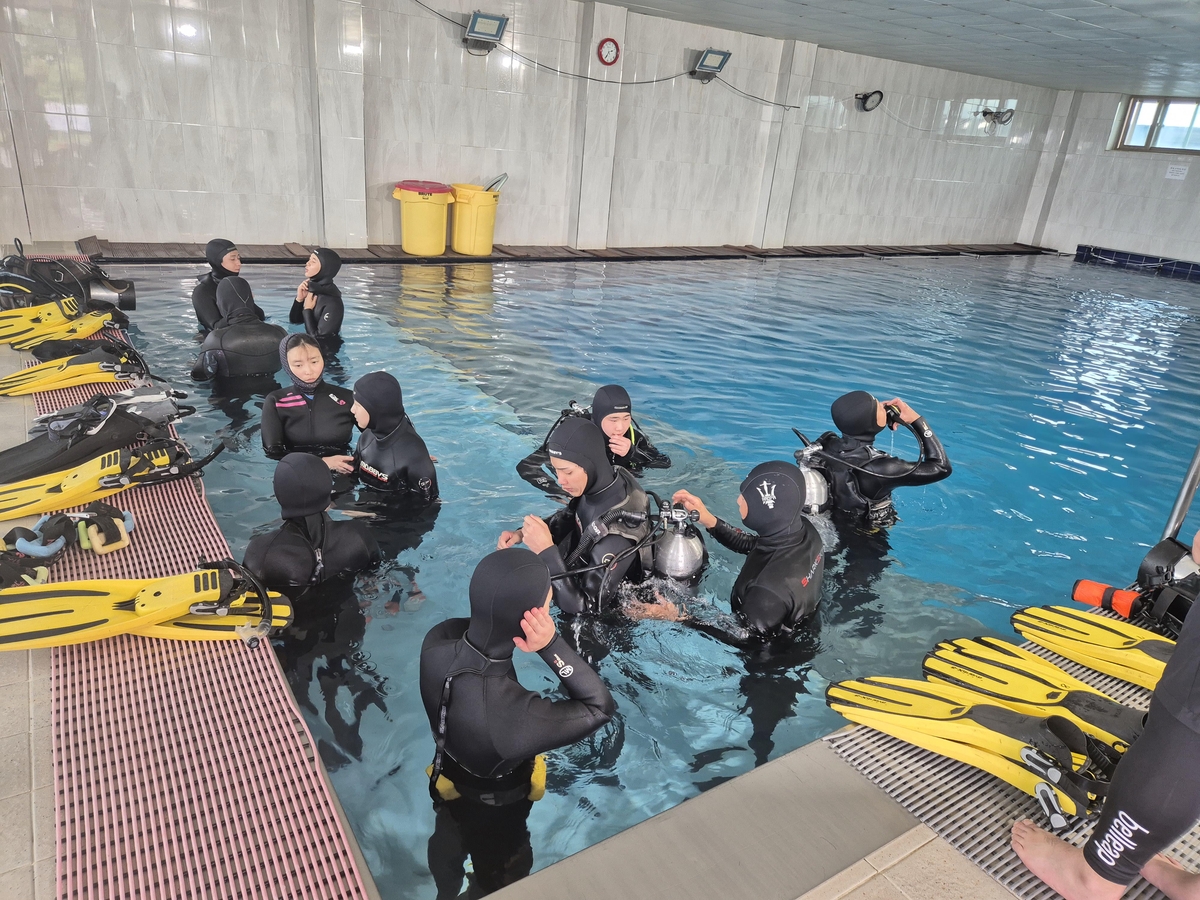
7;309;115;349
134;590;293;642
0;346;145;396
0;296;81;343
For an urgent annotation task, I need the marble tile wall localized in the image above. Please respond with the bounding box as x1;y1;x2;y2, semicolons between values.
784;48;1059;247
605;13;786;248
0;57;30;241
0;0;323;244
1039;92;1200;262
362;0;583;247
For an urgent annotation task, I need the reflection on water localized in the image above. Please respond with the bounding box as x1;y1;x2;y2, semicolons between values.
115;256;1200;898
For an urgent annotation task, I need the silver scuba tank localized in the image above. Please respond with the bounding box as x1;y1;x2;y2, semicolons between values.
653;504;708;580
795;442;831;515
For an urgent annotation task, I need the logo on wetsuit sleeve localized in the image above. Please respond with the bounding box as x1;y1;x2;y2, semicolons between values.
802;553;822;587
1092;811;1150;868
552;653;574;678
757;480;777;509
329;393;346;406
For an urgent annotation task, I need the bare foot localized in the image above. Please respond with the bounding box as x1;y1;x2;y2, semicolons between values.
1143;854;1200;899
1011;819;1125;900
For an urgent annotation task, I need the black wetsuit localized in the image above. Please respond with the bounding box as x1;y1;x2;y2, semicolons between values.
261;383;355;459
420;549;614;895
351;371;438;505
533;418;651;614
192;278;283;380
192;238;256;330
289;248;345;339
242;453;380;592
1082;606;1200;883
707;462;825;638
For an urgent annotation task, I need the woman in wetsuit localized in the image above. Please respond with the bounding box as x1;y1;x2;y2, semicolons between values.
516;384;671;498
242;452;380;592
816;391;951;527
350;371;438;505
290;248;344;340
191;277;284;380
499;417;651;614
420;548;614;897
192;238;255;330
674;461;825;639
261;334;355;473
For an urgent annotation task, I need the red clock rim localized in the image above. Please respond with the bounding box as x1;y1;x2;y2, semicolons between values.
597;37;620;66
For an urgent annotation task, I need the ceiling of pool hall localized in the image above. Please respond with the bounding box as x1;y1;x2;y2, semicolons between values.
625;0;1200;95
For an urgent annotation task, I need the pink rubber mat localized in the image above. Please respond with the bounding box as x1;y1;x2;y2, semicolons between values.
33;380;371;898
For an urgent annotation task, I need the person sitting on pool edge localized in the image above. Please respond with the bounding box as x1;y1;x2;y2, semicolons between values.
242;452;380;592
810;391;951;528
192;238;262;330
421;548;614;896
350;371;438;506
517;384;671;498
261;334;355;474
499;417;652;614
1011;528;1200;900
672;461;824;640
191;277;285;380
290;248;344;340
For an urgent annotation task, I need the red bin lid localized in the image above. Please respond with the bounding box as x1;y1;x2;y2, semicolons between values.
395;180;452;193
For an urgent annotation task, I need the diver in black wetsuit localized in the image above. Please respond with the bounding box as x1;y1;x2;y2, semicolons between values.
261;334;355;474
516;384;671;498
811;391;951;528
498;417;652;614
191;277;285;380
421;548;614;898
192;238;252;330
350;372;438;505
673;461;825;640
242;452;380;592
290;248;344;340
1012;528;1200;900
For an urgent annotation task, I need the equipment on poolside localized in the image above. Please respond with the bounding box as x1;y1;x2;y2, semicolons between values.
1013;606;1172;691
1;240;135;309
1;501;134;566
0;344;154;396
652;502;708;581
5;308;124;349
922;636;1144;750
0;438;225;520
826;676;1117;830
134;585;293;644
0;560;280;651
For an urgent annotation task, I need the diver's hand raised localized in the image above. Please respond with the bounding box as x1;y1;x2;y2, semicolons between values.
514;605;556;653
883;398;919;426
497;528;523;550
521;515;554;554
672;489;717;529
607;434;632;457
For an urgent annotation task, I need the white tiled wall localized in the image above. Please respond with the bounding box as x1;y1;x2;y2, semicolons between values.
784;49;1058;247
1038;92;1200;262
0;0;1191;259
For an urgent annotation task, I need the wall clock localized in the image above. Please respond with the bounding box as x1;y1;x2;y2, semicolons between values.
598;37;620;66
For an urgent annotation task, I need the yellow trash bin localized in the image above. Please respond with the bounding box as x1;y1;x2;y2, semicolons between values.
450;183;500;256
393;180;454;256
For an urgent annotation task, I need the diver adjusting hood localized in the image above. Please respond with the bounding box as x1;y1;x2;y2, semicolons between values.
831;390;884;442
353;371;405;434
591;384;631;426
274;452;333;520
546;416;615;495
741;461;807;545
205;238;238;279
215;276;254;319
465;548;552;660
308;248;343;294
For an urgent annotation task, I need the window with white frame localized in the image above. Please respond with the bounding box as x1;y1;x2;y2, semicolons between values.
1118;97;1200;152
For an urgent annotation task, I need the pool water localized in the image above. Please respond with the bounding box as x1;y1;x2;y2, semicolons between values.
118;255;1200;897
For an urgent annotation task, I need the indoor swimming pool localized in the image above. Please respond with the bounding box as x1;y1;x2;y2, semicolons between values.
121;254;1200;897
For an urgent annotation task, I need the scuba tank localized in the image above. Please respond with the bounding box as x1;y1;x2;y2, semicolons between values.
793;441;832;515
651;501;708;581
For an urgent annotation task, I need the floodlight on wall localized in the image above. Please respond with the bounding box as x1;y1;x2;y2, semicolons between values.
691;48;731;83
975;107;1015;135
463;11;508;53
855;90;884;112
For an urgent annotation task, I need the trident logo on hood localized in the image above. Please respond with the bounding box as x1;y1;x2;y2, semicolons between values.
757;479;777;509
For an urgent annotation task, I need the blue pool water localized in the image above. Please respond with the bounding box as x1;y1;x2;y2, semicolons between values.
120;255;1200;896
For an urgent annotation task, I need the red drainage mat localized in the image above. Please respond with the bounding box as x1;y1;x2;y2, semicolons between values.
31;378;371;898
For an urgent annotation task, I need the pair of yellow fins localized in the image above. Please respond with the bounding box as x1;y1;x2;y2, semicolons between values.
0;296;117;349
0;561;292;651
0;343;149;396
0;438;225;520
827;608;1172;831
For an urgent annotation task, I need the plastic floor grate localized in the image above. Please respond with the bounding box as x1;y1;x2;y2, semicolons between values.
826;641;1200;900
35;382;371;898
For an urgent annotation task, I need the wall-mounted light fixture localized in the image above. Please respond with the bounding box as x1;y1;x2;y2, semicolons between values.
463;11;508;53
691;48;731;83
855;90;883;112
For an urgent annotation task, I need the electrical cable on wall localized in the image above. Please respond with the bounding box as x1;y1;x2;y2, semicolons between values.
713;74;804;111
